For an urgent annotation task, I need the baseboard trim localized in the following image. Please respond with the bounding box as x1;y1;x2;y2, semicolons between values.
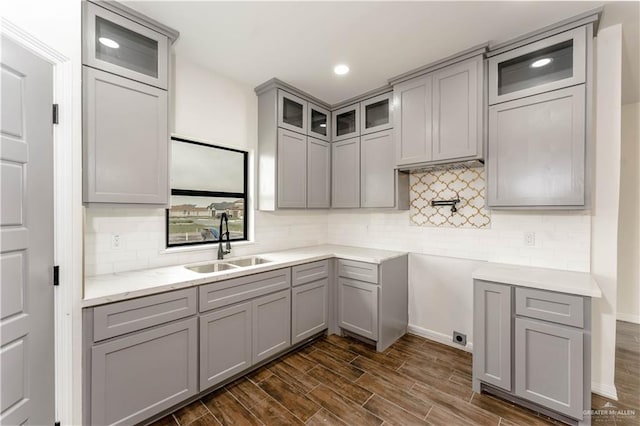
616;312;640;324
407;324;473;353
591;382;618;400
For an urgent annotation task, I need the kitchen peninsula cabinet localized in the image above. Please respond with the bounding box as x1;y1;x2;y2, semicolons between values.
337;256;408;352
472;263;600;425
82;1;178;205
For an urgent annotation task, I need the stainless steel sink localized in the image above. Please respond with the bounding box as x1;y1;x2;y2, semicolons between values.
224;256;272;267
185;256;272;273
185;262;238;274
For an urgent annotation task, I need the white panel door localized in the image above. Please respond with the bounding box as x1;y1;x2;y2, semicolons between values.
1;36;55;426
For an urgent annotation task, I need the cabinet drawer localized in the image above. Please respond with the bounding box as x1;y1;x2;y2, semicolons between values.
338;259;378;284
292;260;329;287
199;269;291;312
93;288;197;341
515;287;584;328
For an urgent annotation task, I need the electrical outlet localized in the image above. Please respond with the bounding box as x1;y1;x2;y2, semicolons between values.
453;331;467;346
111;234;121;250
524;231;536;246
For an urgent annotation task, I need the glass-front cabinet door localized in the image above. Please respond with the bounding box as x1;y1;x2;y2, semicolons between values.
278;90;308;134
83;2;169;89
360;92;393;135
308;103;330;141
332;104;360;142
488;26;586;105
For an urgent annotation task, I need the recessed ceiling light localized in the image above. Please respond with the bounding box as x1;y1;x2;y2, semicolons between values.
530;58;552;68
99;37;120;49
334;64;349;75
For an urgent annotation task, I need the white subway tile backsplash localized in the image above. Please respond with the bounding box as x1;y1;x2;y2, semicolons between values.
85;200;590;275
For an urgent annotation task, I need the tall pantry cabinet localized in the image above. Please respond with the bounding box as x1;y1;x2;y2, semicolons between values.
82;1;179;205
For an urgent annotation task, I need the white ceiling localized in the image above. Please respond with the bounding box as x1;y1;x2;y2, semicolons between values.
125;1;639;105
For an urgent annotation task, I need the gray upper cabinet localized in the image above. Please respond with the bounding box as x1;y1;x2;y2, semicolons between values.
307;137;331;208
83;67;168;204
90;317;198;426
278;90;308;134
487;85;586;207
332;104;360;142
277;128;307;208
473;280;512;392
432;56;482;161
360;92;393;135
361;130;395;208
393;75;433;166
488;26;586;105
332;137;360;208
487;24;591;209
82;2;176;205
308;103;330;141
256;83;331;210
393;54;484;168
83;1;169;89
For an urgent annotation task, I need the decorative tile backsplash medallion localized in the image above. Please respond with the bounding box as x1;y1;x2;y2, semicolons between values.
410;167;490;228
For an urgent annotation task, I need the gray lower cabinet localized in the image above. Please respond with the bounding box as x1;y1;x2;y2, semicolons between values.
337;256;408;352
338;277;379;340
199;302;252;391
277;128;307;208
487;85;586;208
83;67;169;204
332;137;360;208
292;278;329;344
90;317;198;426
307;137;331;208
473;279;591;424
253;289;291;363
472;281;511;391
515;318;584;419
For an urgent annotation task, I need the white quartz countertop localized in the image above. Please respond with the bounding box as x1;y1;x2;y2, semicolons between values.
472;262;602;298
83;244;407;307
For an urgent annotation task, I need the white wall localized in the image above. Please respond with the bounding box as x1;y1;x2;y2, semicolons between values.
326;209;592;351
84;56;328;275
2;1;84;424
590;24;622;399
617;102;640;324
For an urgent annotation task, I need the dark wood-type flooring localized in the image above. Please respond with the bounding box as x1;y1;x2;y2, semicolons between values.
151;321;639;425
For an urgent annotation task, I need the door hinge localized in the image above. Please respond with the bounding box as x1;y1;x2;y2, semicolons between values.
53;265;59;286
53;104;59;125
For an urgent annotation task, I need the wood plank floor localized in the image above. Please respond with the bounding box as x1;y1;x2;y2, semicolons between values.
151;321;639;425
